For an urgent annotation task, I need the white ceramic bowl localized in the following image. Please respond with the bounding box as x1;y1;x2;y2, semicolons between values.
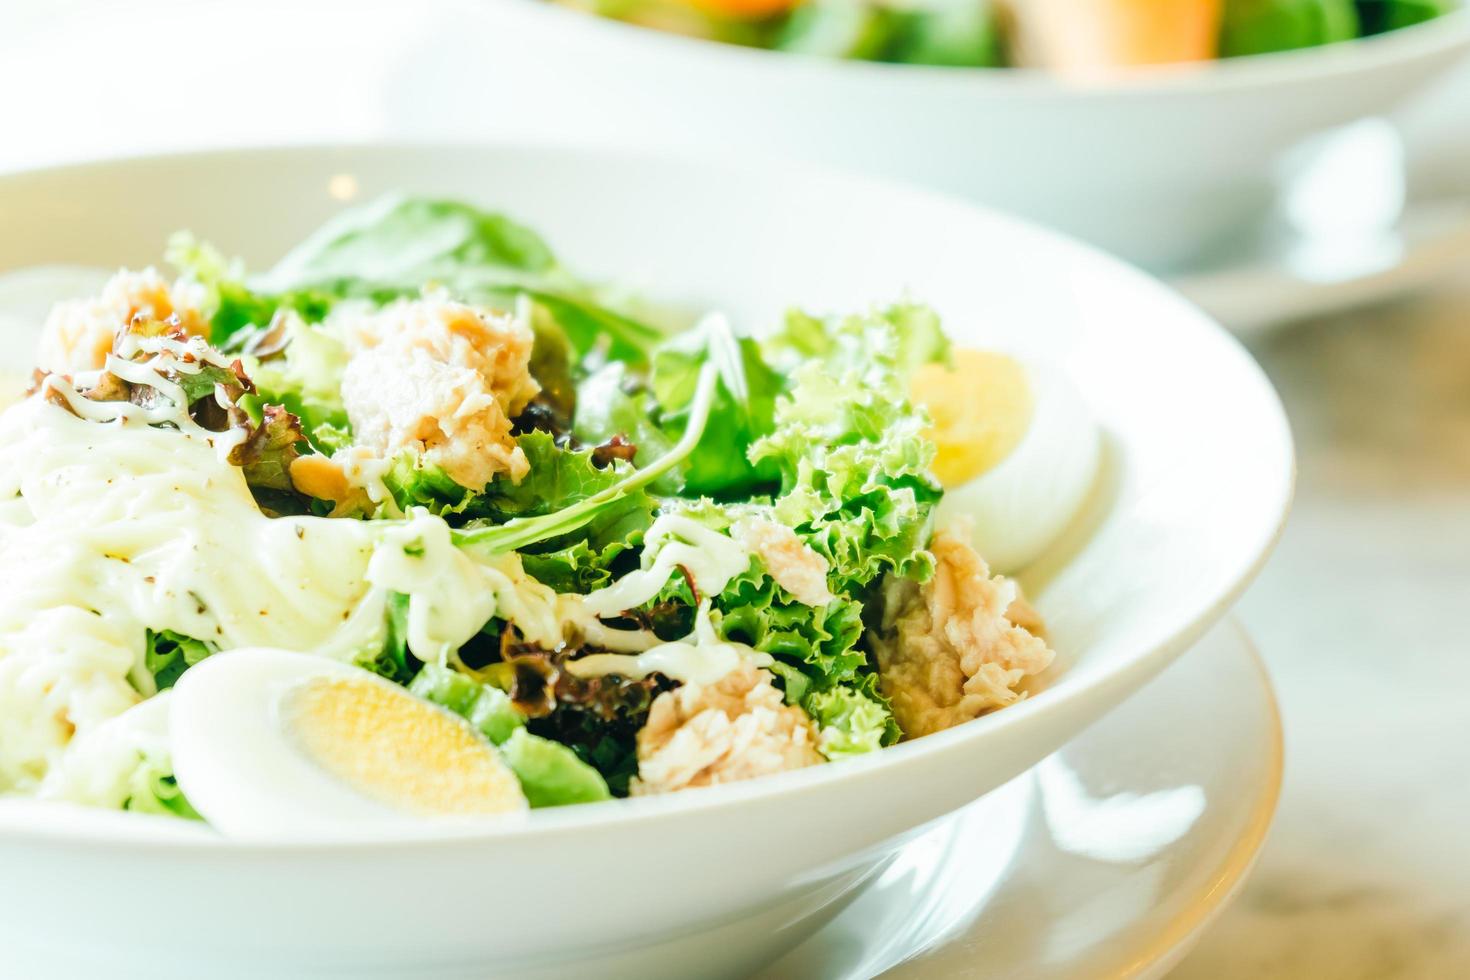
422;2;1470;271
0;144;1292;979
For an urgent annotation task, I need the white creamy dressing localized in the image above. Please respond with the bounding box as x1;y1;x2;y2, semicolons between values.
0;398;544;798
40;330;244;459
0;268;783;803
566;513;772;686
567;600;772;686
331;447;402;515
368;514;561;661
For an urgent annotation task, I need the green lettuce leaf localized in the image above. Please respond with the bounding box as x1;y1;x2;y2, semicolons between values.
122;753;203;820
144;629;219;691
648;316;784;497
1220;0;1359;57
410;664;610;806
499;728;613;807
222;195;661;364
244;315;353;453
408;663;525;745
803;681;900;758
355;592;421;686
751;306;944;593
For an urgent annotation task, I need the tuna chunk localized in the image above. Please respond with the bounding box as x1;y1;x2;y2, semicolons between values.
871;526;1054;738
632;663;822;794
337;294;539;491
37;269;207;375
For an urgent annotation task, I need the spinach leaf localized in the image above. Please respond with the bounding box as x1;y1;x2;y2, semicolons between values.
647;314;784;497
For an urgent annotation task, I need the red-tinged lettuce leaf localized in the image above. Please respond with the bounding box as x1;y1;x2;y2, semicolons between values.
226;403;306;493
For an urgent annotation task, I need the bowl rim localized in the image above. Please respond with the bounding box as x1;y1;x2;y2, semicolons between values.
0;139;1296;852
491;0;1470;97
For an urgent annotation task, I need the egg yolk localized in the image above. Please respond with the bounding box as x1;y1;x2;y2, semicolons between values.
911;349;1033;488
286;676;524;816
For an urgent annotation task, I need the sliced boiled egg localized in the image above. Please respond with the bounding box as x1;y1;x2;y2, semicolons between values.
913;348;1100;574
170;648;526;838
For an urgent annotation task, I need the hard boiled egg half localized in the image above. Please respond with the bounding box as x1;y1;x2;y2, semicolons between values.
170;649;527;838
913;348;1100;575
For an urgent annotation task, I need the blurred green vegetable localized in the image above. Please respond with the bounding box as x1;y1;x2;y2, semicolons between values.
1357;0;1459;33
1221;0;1361;56
776;0;906;59
891;0;1004;67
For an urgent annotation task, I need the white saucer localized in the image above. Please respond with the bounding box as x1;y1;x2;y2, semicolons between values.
758;618;1282;980
1170;193;1470;333
1169;120;1470;333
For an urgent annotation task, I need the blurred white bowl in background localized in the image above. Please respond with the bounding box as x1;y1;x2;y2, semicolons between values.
412;2;1470;272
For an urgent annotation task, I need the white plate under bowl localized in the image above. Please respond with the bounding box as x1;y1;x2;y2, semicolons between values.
0;144;1292;977
763;618;1281;980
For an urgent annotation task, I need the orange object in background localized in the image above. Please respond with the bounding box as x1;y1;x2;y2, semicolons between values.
691;0;801;19
1001;0;1224;75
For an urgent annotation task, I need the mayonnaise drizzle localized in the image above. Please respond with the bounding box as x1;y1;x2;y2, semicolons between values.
581;513;751;618
567;513;772;686
566;600;772;686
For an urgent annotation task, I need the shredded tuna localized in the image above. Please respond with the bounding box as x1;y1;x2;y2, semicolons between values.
37;269;207;375
731;516;834;607
870;526;1054;738
337;294;539;491
631;663;822;794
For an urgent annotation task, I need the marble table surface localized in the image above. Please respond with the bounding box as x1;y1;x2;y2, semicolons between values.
1170;281;1470;979
3;4;1470;977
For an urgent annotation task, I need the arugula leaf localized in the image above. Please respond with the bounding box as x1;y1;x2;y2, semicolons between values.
256;195;559;293
454;364;719;556
571;362;675;488
145;629;219;691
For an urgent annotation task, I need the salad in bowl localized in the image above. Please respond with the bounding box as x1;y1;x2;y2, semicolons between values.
0;195;1097;837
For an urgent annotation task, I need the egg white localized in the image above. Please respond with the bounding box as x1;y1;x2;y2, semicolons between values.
169;649;527;839
938;363;1100;574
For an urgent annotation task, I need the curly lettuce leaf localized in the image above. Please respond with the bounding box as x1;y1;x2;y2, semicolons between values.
804;682;900;759
751;305;944;592
768;302;949;380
